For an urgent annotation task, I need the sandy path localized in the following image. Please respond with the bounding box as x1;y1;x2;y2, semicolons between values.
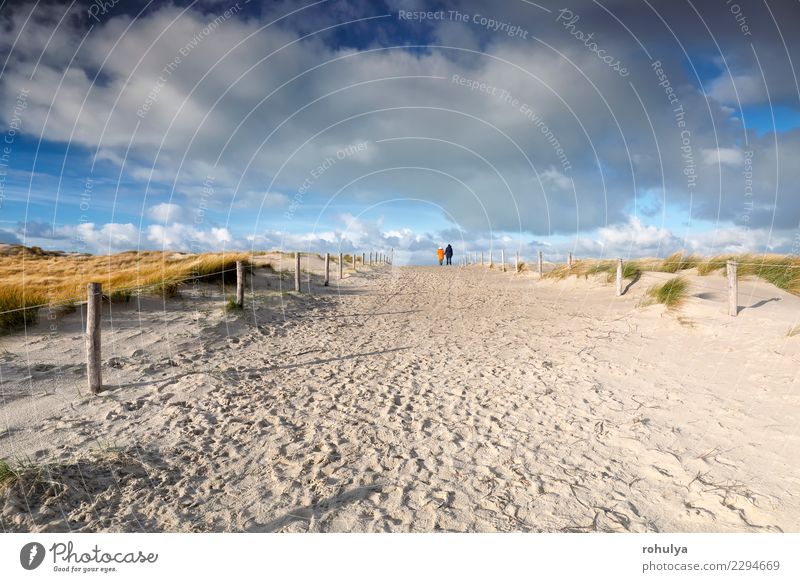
1;264;799;532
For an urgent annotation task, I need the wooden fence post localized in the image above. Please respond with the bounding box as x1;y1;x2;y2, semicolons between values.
362;252;365;266
294;252;301;292
324;253;330;286
339;253;344;279
568;252;573;269
616;258;623;297
86;282;102;395
480;251;484;266
538;251;543;278
236;261;244;307
489;250;493;267
501;250;505;272
727;260;738;316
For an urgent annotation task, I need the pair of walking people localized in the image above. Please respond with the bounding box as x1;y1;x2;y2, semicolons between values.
437;244;453;266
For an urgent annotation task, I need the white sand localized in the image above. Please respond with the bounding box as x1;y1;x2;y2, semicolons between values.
1;258;799;532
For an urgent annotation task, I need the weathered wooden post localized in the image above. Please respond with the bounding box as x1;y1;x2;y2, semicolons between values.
362;252;365;266
568;252;573;269
324;253;330;286
616;258;623;297
294;252;301;292
86;282;102;395
538;251;544;278
501;249;506;272
489;250;493;268
515;252;519;273
339;253;344;279
727;260;738;317
480;251;484;266
236;261;244;307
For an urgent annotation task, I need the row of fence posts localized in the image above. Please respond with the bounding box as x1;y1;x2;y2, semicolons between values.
85;251;738;394
85;252;393;394
464;252;741;318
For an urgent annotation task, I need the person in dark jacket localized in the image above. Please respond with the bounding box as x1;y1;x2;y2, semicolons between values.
445;244;453;265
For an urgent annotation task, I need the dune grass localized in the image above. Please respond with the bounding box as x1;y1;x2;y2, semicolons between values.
652;251;701;273
0;286;47;330
647;277;689;309
0;458;15;488
541;251;800;296
0;249;253;332
544;259;642;282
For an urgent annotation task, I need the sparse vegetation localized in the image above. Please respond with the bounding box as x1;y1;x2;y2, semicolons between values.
108;289;133;303
539;252;800;297
0;286;46;331
652;251;700;273
0;458;15;488
516;261;526;272
647;277;689;309
696;255;733;276
787;325;800;338
225;296;242;312
0;449;147;522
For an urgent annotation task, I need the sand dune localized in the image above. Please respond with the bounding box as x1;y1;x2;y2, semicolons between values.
1;260;799;532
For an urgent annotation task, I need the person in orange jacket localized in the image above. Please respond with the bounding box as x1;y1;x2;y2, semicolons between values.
437;247;445;265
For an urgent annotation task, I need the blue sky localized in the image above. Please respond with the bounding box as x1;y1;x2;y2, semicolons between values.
1;0;800;264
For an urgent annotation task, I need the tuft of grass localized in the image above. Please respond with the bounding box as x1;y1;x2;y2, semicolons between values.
224;296;242;312
107;288;133;303
0;286;46;332
0;458;15;488
647;276;689;309
786;325;800;338
622;262;642;280
696;255;733;276
653;251;701;273
516;261;526;272
150;280;181;299
0;449;147;523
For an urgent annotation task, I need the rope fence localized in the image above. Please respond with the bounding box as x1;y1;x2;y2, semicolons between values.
0;247;794;393
0;251;391;393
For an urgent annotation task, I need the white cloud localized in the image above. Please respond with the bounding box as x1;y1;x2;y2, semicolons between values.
541;167;572;191
577;216;679;258
147;202;185;223
146;223;234;249
701;147;743;166
708;73;766;105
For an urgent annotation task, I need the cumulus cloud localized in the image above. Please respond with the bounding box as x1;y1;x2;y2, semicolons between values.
146;223;234;249
147;202;185;223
